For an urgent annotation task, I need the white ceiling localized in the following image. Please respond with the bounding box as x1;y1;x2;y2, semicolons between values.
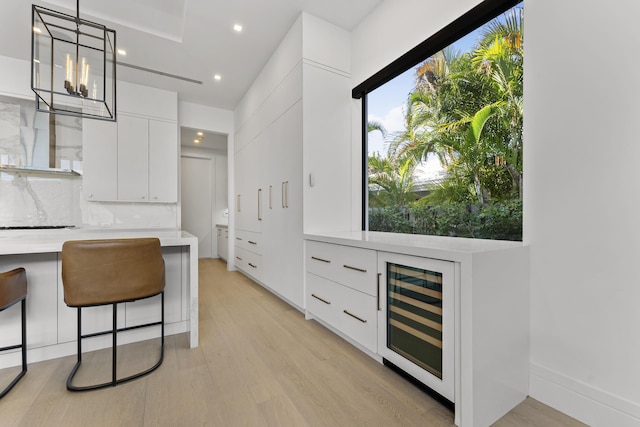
0;0;382;111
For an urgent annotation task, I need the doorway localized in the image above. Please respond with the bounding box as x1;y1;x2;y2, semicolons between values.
181;155;213;258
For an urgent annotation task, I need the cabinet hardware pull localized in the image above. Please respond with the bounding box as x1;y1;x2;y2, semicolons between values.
343;264;367;273
236;256;242;261
377;273;382;311
282;182;285;208
343;310;367;323
248;263;257;269
311;256;331;263
237;194;241;212
258;189;262;221
248;241;257;245
285;181;289;208
311;294;331;305
269;185;272;209
236;237;242;241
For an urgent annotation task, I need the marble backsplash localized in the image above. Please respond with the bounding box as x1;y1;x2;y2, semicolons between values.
0;93;178;229
0;171;178;229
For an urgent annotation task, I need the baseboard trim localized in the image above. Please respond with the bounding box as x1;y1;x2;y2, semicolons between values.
530;363;640;426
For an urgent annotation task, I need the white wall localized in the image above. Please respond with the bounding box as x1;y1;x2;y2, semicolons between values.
351;0;640;425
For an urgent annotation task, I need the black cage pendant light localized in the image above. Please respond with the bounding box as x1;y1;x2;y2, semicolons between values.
31;1;117;121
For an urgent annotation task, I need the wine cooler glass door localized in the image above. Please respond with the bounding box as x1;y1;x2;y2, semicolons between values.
377;252;455;402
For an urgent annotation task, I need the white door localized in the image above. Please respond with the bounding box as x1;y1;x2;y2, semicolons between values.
181;156;213;258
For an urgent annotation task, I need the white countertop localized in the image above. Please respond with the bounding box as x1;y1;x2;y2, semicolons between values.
304;231;525;262
0;228;197;255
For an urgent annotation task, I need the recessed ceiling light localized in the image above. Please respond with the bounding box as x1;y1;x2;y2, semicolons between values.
197;132;203;136
117;49;127;56
233;24;243;32
194;139;200;144
33;26;42;34
214;74;221;81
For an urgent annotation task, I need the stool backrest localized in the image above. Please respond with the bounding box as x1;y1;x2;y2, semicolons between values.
0;268;27;311
61;238;165;307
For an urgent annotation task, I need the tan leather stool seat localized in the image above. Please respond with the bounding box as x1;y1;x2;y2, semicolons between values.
61;238;165;391
0;268;27;398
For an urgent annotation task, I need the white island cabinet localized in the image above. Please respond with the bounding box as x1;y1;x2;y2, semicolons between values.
304;231;529;427
0;229;198;369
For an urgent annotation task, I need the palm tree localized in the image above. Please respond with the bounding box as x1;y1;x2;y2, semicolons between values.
473;6;524;197
368;152;419;208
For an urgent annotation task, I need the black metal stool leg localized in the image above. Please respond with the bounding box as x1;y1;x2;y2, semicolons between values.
0;297;28;399
66;293;165;392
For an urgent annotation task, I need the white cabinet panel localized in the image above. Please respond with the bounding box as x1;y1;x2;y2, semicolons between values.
149;120;178;202
118;81;177;121
117;115;149;201
0;254;58;349
126;247;183;326
83;119;117;201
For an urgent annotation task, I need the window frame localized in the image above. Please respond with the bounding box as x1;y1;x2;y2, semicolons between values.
354;0;522;231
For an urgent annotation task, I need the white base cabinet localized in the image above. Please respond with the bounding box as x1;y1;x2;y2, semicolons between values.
304;232;529;427
217;226;228;261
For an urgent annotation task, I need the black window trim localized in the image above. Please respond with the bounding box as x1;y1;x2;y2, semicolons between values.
356;0;522;231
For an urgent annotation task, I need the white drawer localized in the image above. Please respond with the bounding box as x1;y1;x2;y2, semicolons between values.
306;241;377;296
235;246;263;281
338;282;377;353
305;272;378;353
306;272;340;328
235;230;262;254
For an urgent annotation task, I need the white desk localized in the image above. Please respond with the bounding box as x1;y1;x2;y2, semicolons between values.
0;228;198;369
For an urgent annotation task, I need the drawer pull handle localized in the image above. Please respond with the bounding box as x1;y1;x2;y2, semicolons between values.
311;294;331;305
311;256;331;263
236;237;242;241
248;263;257;269
236;256;243;261
248;241;257;245
343;310;367;323
343;264;367;273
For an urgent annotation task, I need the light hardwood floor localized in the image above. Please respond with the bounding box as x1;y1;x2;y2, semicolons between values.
0;258;585;426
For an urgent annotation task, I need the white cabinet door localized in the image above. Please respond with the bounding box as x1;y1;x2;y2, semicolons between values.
83;119;118;201
235;138;264;233
262;101;303;307
117;115;149;202
149;120;178;202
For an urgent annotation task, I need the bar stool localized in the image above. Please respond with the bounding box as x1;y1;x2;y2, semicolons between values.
61;238;165;391
0;267;27;398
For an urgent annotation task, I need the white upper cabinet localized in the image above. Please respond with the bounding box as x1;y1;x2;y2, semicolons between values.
149;120;178;202
117;115;149;201
83;119;118;201
83;82;178;203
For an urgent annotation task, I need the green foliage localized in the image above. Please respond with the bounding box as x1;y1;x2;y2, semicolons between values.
369;199;522;241
368;207;413;234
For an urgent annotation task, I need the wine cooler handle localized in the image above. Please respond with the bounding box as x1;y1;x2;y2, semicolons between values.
377;272;382;311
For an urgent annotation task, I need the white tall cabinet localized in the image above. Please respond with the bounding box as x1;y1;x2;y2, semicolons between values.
233;13;351;308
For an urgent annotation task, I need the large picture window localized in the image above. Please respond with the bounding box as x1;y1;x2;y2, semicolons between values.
356;0;523;241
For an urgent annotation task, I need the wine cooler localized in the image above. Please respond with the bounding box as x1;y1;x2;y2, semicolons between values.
377;252;455;402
